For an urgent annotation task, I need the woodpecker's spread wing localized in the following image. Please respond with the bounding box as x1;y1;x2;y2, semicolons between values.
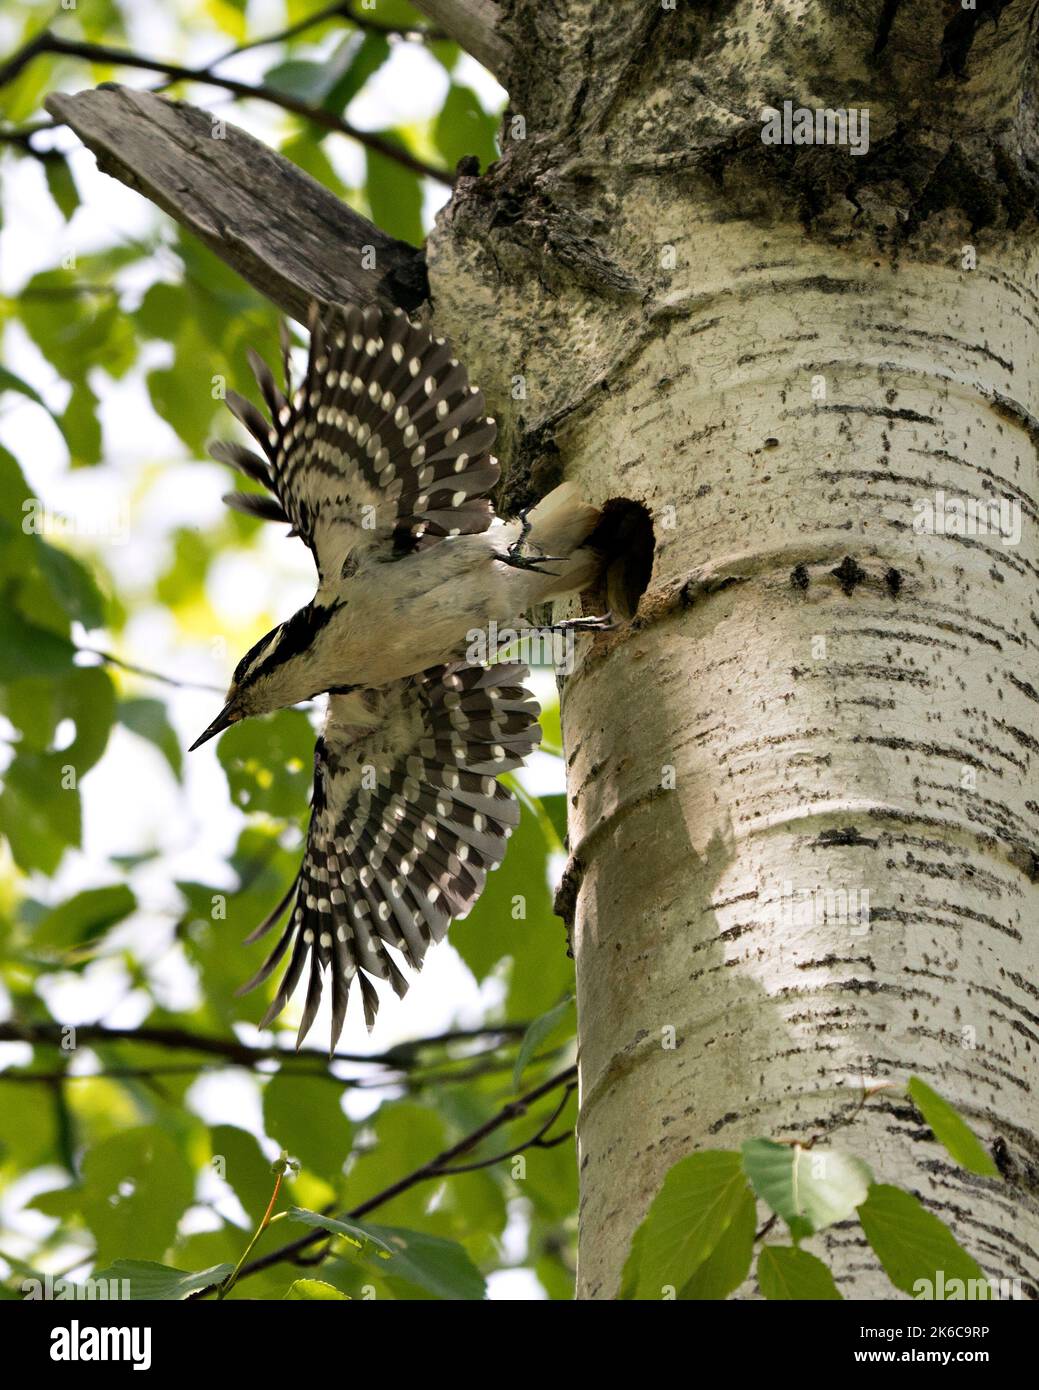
210;302;500;584
238;662;540;1051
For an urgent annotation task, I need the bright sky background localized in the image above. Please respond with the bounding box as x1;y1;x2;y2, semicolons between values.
0;0;561;1299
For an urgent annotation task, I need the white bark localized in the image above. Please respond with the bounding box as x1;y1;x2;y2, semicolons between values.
561;217;1039;1297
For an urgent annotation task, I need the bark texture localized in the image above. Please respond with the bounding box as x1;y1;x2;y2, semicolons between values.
46;87;428;320
425;0;1039;1298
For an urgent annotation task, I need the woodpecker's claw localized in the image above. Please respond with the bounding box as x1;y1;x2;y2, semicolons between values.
497;551;567;575
550;611;616;633
500;505;567;574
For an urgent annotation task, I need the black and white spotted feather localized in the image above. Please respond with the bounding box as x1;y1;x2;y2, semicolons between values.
210;301;500;585
237;662;541;1050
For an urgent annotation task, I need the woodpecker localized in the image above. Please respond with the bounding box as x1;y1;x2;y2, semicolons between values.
193;300;603;1051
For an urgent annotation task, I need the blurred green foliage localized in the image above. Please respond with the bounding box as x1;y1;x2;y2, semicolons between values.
0;1;576;1302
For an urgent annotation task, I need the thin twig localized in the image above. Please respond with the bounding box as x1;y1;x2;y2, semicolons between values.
0;1042;565;1093
1;31;453;185
219;1157;293;1298
435;1082;577;1173
77;646;226;693
201;0;445;69
0;126;64;163
220;1065;579;1288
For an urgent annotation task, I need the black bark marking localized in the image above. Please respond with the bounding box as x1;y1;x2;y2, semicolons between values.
938;0;1013;79
872;0;905;56
831;556;868;595
1008;673;1039;706
814;826;879;849
884;567;903;597
791;563;810;591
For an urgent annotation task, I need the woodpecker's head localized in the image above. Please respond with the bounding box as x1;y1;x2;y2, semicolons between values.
189;602;339;750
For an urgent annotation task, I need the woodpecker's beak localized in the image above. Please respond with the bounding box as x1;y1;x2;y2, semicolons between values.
189;701;241;751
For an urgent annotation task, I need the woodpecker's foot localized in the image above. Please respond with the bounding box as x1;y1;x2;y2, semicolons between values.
510;507;533;554
550;611;615;633
502;508;565;574
497;550;566;576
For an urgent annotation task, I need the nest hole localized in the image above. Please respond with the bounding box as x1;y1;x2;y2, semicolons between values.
586;497;655;621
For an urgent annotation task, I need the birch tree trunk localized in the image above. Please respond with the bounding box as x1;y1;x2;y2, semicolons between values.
427;0;1039;1298
51;0;1039;1301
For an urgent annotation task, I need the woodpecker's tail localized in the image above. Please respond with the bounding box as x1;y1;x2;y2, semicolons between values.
523;482;601;596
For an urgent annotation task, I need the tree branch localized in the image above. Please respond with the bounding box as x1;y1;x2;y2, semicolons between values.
2;30;452;184
42;85;429;321
221;1064;578;1288
203;1;447;65
410;0;510;81
0;1019;527;1071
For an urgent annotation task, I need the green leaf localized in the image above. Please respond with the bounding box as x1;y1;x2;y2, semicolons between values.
283;1278;350;1300
450;801;572;1020
621;1150;751;1299
679;1184;756;1299
280;133;348;198
366;139;424;246
0;364;49;411
210;1125;280;1228
217;708;315;817
857;1184;985;1298
741;1139;872;1240
146;320;222;456
0;1080;58;1169
323;33;390;113
0;445;36;568
134;282;186;340
59;379;103;466
205;0;247;41
33;884;136;952
263;59;333;103
35;542;107;629
118;697;183;780
44;159;80;221
53;666;116;773
0;749;81;874
539;792;568;847
288;1209;486;1300
513;997;574;1090
343;1102;445;1228
78;1127;195;1266
262;1072;353;1183
91;1260;233;1300
758;1245;843;1300
433;83;499;173
0;604;75;680
907;1077;1000;1178
21;272;135;381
